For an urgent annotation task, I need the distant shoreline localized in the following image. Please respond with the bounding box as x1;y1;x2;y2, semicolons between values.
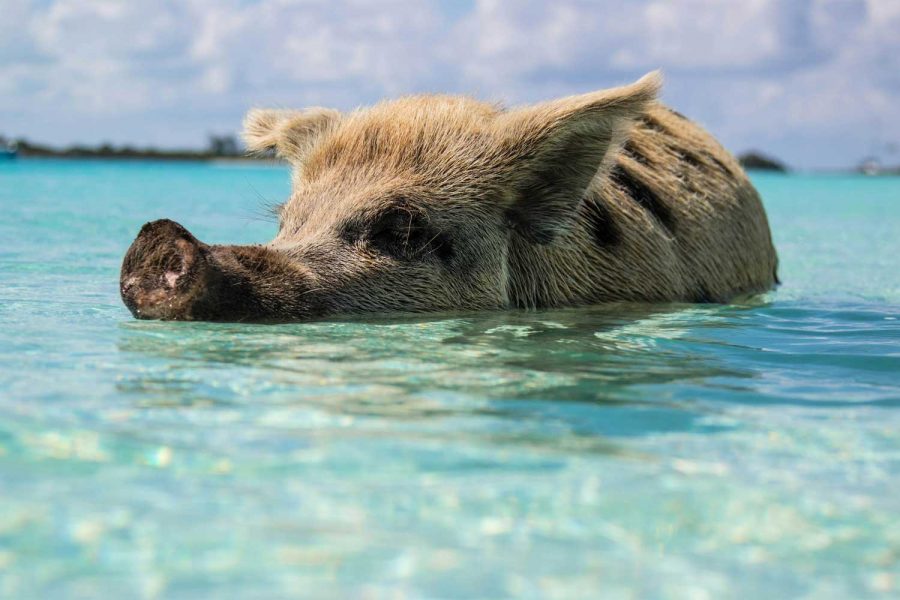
3;142;897;175
9;148;272;163
11;153;274;164
0;136;277;164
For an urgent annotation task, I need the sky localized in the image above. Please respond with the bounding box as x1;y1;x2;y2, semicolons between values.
2;0;898;170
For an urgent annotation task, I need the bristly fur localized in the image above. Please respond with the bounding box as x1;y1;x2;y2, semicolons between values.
121;71;778;322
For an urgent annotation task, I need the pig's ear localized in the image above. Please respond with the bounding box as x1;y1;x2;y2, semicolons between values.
496;71;661;244
242;107;340;163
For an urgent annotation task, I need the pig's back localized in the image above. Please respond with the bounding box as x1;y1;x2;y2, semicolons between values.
574;103;778;303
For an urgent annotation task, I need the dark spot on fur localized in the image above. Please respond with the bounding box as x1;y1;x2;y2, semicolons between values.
704;152;732;175
679;150;705;170
609;165;676;233
638;114;667;134
581;198;620;248
622;140;650;166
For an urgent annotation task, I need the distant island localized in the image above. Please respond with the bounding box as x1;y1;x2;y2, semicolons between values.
0;134;270;161
735;150;900;175
737;151;788;172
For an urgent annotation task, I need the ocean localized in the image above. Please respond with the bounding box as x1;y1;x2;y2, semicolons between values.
1;158;898;597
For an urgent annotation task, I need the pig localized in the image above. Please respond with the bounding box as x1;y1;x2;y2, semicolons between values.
120;71;778;322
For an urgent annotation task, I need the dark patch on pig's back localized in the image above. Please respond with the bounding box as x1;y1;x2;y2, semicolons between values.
705;152;734;176
621;140;651;166
609;165;676;234
581;197;621;248
637;113;670;135
677;149;706;171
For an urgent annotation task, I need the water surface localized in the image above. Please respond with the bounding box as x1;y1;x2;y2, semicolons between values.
1;160;898;598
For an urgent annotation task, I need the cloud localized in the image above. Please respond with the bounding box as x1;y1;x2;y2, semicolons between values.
189;1;446;99
447;0;900;167
1;0;898;167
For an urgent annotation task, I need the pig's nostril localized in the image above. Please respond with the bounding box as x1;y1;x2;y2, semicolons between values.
160;239;196;289
164;270;181;288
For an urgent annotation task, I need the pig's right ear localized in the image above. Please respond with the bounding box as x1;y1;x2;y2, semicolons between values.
496;71;661;244
242;108;340;163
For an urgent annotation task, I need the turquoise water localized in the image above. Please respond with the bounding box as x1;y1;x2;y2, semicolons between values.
1;159;898;598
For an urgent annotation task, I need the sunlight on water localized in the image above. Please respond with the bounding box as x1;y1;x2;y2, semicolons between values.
1;161;898;597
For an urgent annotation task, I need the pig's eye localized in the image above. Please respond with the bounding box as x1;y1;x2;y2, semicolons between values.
369;208;429;258
367;208;453;262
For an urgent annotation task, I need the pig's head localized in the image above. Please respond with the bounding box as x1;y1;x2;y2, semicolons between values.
120;72;660;322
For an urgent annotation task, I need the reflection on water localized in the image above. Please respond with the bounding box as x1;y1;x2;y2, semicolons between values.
3;299;895;597
114;304;754;438
3;162;900;597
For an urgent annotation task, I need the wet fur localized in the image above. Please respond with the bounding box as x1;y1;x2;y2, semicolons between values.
122;72;777;321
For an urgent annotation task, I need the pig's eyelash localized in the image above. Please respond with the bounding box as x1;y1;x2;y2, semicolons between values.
416;230;455;262
266;201;286;219
246;183;284;223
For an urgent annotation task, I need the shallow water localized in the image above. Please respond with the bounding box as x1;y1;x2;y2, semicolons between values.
1;159;898;598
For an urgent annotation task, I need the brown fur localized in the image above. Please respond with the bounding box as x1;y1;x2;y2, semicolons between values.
120;72;777;321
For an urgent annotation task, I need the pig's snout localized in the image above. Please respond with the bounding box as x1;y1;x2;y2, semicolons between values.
120;219;209;320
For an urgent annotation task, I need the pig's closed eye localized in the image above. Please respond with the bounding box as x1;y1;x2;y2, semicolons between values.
367;208;454;263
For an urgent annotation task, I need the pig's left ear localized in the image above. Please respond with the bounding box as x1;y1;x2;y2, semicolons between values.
496;71;661;244
242;107;340;163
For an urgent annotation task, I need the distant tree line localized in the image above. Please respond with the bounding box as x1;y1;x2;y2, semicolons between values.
0;134;272;161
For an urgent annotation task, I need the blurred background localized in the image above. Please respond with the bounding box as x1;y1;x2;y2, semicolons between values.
2;0;899;171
